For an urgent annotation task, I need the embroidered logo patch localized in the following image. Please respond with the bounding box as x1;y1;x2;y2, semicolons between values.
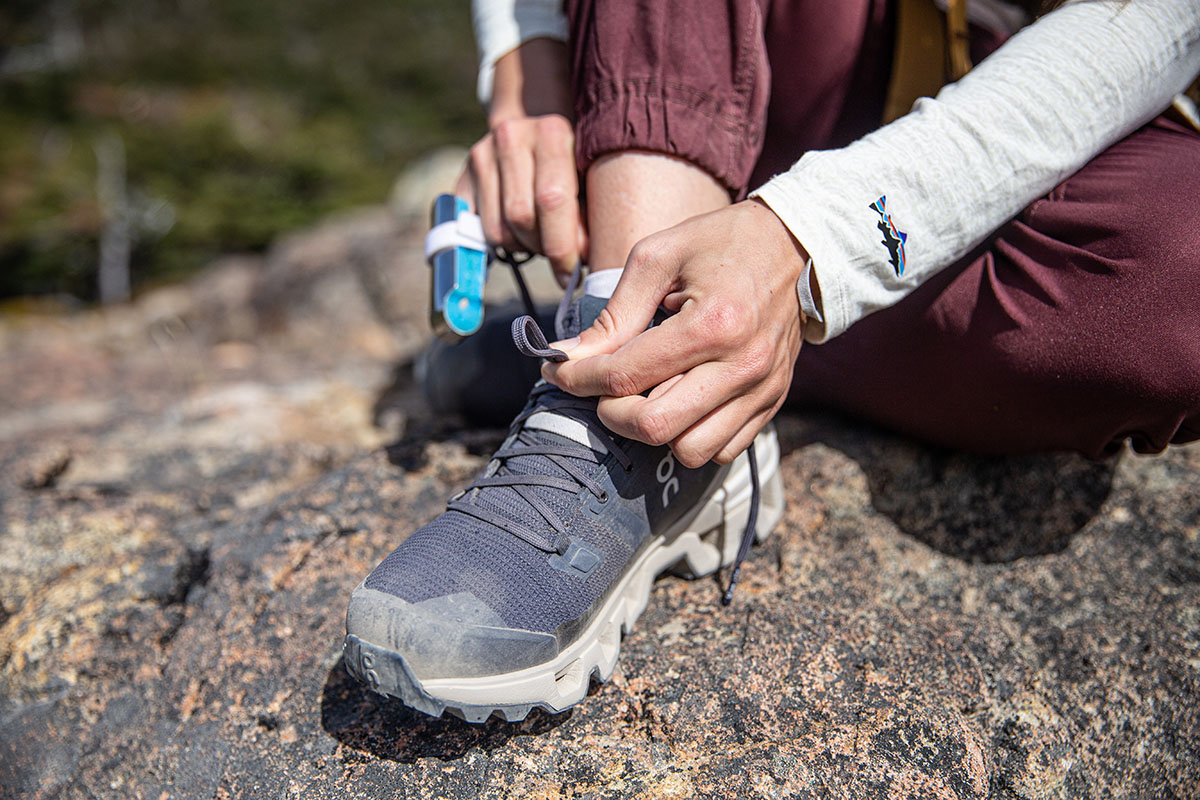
870;195;907;276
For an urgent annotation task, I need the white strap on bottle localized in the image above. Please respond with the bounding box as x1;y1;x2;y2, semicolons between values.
424;211;489;262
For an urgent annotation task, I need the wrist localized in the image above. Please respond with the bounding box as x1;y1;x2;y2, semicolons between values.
745;197;808;280
488;38;572;127
746;197;822;331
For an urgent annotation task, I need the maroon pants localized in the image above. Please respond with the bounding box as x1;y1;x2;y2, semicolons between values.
567;0;1200;458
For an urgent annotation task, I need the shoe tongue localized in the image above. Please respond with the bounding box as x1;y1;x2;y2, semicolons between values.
468;290;616;537
538;293;611;452
524;410;608;454
556;294;608;340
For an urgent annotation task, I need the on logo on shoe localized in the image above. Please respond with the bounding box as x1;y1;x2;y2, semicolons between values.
656;451;680;508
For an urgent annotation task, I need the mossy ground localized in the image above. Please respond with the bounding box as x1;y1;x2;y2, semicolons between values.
0;0;483;300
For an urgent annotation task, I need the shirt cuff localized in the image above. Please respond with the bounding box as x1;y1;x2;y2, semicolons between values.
797;257;825;335
473;0;569;106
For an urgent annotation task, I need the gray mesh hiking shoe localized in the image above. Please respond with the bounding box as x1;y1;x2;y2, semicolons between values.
344;293;785;723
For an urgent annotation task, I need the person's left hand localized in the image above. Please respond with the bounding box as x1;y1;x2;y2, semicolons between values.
543;198;809;468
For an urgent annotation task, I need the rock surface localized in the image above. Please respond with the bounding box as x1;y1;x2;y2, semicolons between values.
2;196;1198;799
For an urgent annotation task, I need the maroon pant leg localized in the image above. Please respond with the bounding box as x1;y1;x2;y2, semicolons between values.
565;0;1200;457
789;115;1200;458
749;0;894;188
566;0;892;196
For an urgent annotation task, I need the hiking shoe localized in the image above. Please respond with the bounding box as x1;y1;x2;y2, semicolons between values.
414;302;552;426
344;294;785;723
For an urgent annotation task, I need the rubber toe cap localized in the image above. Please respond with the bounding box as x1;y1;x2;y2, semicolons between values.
345;585;558;680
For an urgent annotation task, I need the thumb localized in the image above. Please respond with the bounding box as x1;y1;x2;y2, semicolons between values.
554;239;675;359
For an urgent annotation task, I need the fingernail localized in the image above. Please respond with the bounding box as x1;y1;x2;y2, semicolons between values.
551;337;580;353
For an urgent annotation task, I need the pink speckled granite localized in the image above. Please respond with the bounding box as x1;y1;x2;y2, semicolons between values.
2;208;1197;799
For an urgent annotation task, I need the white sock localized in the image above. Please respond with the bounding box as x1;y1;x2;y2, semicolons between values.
583;268;623;299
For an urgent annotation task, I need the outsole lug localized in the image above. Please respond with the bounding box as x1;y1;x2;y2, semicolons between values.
499;704;533;722
460;706;493;724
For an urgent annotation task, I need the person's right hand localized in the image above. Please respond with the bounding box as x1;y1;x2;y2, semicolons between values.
453;40;587;284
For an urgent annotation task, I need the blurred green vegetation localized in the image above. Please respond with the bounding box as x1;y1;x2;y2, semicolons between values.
0;0;484;300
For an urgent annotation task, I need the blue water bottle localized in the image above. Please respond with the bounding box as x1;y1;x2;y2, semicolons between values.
427;194;489;343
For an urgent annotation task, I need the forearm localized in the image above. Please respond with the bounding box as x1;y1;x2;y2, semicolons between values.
754;0;1200;343
488;37;572;126
472;0;569;108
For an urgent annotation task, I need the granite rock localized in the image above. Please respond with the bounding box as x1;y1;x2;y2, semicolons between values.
2;198;1198;799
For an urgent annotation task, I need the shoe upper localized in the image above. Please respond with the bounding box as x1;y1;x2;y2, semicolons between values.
347;295;723;680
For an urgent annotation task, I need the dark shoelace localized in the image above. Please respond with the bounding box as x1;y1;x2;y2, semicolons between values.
500;257;762;604
444;247;624;556
448;383;631;554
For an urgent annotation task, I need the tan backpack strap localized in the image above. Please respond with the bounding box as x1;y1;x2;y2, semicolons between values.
1181;74;1200;133
946;0;973;81
883;0;949;122
883;0;975;123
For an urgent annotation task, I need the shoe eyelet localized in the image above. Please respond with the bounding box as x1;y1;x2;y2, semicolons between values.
598;491;609;503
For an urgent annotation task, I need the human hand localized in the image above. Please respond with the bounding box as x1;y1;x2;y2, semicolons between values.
454;40;587;284
543;199;808;467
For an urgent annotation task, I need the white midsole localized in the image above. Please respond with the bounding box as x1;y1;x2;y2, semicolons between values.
420;424;785;712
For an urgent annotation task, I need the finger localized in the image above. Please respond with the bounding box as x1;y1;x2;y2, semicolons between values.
596;360;745;446
548;233;680;359
453;166;474;209
533;116;582;278
710;406;777;466
547;290;752;398
468;137;505;247
672;402;776;469
549;224;589;289
493;119;539;253
544;307;706;398
646;372;685;400
577;220;590;268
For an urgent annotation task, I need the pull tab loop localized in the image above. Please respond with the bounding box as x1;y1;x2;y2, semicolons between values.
511;316;569;363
